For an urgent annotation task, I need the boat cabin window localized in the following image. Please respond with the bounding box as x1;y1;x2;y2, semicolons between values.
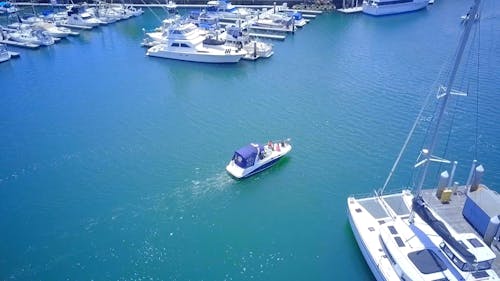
440;243;492;271
180;43;189;48
233;153;254;168
407;249;446;274
171;43;180;47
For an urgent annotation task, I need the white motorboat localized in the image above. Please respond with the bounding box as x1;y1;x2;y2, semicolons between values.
250;13;295;32
146;21;246;63
141;15;183;47
32;22;73;38
0;44;11;63
124;5;144;17
224;25;273;59
65;5;102;27
206;0;253;20
347;1;499;280
85;4;121;24
226;139;291;179
362;0;428;16
5;28;55;46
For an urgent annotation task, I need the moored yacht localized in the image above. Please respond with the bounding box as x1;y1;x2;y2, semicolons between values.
32;22;74;38
362;0;428;16
348;0;499;280
3;28;55;46
205;0;253;20
146;21;246;63
223;25;273;60
65;5;102;27
0;43;11;63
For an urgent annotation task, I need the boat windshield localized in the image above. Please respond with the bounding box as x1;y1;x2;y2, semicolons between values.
440;243;493;271
232;144;261;168
233;152;254;168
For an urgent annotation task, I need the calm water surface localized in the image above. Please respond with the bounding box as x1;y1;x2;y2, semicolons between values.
1;0;499;280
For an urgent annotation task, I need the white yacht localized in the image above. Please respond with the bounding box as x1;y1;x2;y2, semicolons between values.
32;22;74;38
362;0;428;16
250;13;295;32
205;0;253;20
146;21;246;63
0;44;11;63
226;139;292;179
223;25;273;60
142;15;183;47
4;28;55;46
348;1;499;280
65;5;102;28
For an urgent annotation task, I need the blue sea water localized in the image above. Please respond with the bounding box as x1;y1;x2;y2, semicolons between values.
1;0;499;280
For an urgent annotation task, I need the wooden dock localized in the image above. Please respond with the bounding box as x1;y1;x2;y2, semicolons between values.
421;186;500;274
57;23;93;30
248;25;294;33
248;32;286;40
283;8;323;14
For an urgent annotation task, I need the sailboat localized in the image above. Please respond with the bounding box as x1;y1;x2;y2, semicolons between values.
347;0;500;280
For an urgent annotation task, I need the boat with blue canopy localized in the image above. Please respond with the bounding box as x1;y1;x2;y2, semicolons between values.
226;139;291;179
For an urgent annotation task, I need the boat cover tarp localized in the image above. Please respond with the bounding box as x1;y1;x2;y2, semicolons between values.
413;196;476;264
233;144;262;168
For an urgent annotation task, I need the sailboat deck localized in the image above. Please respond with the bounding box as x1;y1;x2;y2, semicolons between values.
421;186;500;274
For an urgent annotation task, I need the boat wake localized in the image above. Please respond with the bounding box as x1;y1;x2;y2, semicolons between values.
187;170;234;197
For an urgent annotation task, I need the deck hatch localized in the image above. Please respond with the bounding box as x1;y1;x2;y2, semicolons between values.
408;249;446;274
388;225;398;234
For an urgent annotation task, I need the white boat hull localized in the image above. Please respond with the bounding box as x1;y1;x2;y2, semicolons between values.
347;209;388;281
0;49;11;63
226;142;292;178
147;45;244;63
362;0;428;16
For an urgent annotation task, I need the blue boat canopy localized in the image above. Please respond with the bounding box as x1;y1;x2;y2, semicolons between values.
233;144;262;168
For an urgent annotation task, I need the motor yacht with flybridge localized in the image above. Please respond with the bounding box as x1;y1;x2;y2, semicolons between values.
146;20;246;63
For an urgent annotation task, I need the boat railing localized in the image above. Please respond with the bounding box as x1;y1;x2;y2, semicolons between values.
348;186;410;200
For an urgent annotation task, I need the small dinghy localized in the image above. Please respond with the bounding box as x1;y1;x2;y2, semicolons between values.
226;139;291;179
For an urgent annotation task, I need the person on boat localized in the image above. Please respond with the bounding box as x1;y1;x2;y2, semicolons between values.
268;141;273;151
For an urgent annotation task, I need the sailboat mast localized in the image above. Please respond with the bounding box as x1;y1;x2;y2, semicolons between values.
414;0;481;198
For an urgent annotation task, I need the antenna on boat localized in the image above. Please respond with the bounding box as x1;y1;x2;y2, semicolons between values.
408;0;481;224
